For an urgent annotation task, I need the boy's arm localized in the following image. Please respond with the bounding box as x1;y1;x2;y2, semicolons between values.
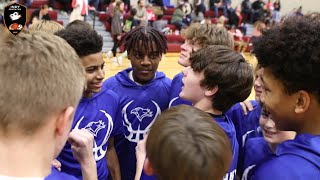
106;137;121;180
134;136;147;180
69;129;97;180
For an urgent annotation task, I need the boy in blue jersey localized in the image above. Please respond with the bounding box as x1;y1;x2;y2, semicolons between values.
180;45;254;180
55;26;123;180
102;26;171;180
226;66;264;178
251;14;320;179
241;106;296;180
143;105;233;180
0;29;94;179
169;23;234;107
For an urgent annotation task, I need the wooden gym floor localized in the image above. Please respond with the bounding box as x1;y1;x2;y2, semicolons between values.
103;52;257;101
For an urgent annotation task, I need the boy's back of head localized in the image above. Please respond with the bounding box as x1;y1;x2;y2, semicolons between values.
190;45;254;112
145;105;232;180
29;20;64;34
0;30;85;137
0;31;85;166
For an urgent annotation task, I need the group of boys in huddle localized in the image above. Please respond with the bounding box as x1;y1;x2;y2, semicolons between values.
0;12;319;180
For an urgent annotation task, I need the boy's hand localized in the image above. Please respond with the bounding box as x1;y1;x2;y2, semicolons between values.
51;159;61;171
68;128;95;165
240;100;254;115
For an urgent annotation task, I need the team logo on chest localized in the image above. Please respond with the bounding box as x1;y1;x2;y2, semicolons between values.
84;120;106;137
74;110;113;161
122;100;161;143
131;107;153;121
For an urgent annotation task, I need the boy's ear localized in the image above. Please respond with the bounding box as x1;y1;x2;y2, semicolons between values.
205;85;218;97
55;106;75;136
144;158;155;176
294;90;310;114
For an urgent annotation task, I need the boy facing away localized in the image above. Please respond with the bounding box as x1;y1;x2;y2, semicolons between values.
0;29;89;179
144;105;232;180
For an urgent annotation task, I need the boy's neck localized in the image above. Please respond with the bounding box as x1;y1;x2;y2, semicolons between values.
268;143;278;153
0;131;54;178
193;99;222;115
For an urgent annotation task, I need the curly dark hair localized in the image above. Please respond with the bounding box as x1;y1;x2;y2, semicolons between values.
191;45;254;112
252;15;320;101
55;27;103;57
118;26;167;56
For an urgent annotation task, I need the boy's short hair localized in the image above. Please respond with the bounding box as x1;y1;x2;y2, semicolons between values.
191;45;254;112
252;15;320;102
0;30;85;135
29;20;64;33
182;23;234;48
146;105;232;180
55;27;103;57
119;26;167;56
66;20;93;30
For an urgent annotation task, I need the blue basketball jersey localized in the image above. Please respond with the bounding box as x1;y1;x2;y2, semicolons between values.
209;113;239;180
241;137;273;180
253;134;320;180
103;68;171;180
57;89;123;180
226;100;262;176
168;72;192;107
140;170;156;180
45;167;78;180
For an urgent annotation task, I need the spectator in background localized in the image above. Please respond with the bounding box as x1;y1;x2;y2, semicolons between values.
49;0;71;14
182;0;192;24
133;0;147;26
171;3;187;30
228;5;247;35
153;14;168;32
109;1;124;64
272;0;281;24
241;0;252;23
251;0;265;23
194;0;205;15
191;4;204;23
149;0;166;14
69;0;88;22
251;20;266;42
29;4;51;25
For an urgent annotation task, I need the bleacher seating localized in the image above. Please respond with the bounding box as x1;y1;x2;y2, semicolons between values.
166;34;184;52
164;7;174;16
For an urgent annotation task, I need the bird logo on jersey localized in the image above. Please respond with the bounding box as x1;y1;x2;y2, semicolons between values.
122;100;161;143
131;107;153;122
84;120;106;137
74;110;113;161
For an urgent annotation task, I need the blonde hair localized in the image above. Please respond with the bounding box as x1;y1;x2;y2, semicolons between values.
182;23;234;48
0;30;85;135
29;20;64;34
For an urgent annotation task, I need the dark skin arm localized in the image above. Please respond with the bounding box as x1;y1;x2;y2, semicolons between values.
106;137;121;180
